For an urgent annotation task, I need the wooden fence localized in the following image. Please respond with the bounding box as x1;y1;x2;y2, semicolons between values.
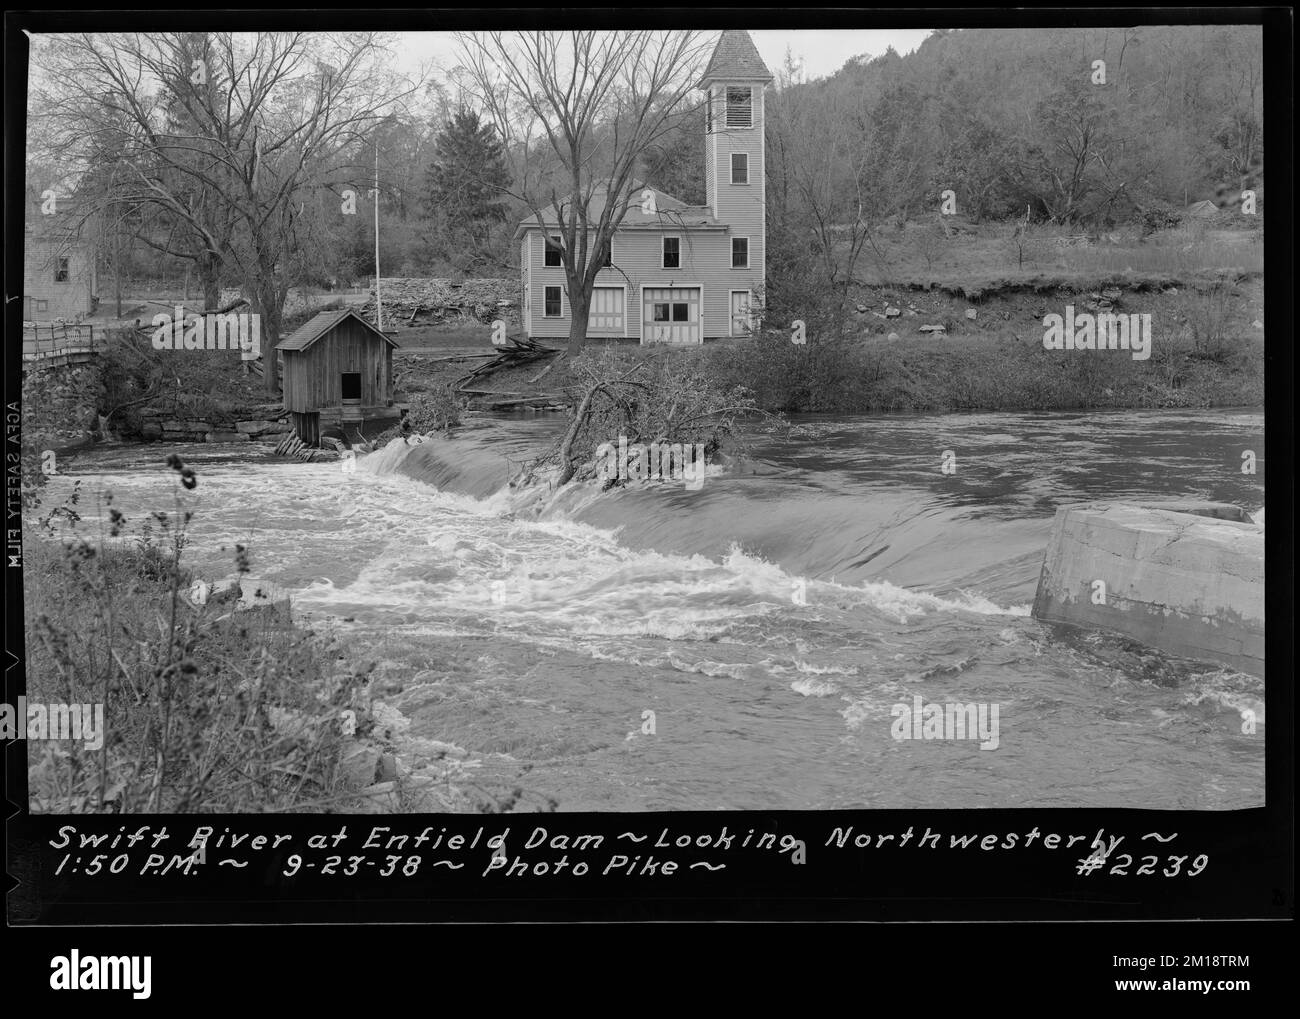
21;324;99;362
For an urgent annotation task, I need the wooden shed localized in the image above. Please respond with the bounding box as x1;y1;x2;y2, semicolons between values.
275;308;398;445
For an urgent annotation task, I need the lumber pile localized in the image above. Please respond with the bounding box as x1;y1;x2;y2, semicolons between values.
360;278;520;326
274;433;321;462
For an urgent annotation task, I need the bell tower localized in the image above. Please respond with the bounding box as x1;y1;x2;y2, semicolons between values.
700;30;772;305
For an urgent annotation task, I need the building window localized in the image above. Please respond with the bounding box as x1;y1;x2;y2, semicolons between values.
55;256;70;283
544;286;562;317
732;237;749;269
544;236;562;267
652;302;689;323
731;153;749;185
726;87;753;128
662;236;680;269
599;240;612;267
36;299;48;312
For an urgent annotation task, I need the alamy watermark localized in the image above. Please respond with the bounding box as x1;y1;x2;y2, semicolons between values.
50;951;151;999
1042;305;1151;361
151;307;262;360
594;437;708;490
1;698;105;750
890;695;1000;751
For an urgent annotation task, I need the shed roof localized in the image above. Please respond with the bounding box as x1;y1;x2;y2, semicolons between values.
701;30;773;82
275;308;397;351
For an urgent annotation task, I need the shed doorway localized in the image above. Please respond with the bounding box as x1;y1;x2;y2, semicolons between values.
341;372;362;402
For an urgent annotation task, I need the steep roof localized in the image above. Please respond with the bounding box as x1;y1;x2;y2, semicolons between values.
275;307;397;351
24;187;96;242
701;30;773;82
514;182;721;237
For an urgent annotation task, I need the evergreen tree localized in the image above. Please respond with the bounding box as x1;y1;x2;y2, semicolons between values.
423;108;512;247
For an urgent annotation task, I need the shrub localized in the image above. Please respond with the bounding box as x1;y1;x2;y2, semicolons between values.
1140;199;1183;236
407;385;463;433
1002;221;1052;269
1185;282;1235;362
373;385;463;445
24;458;361;813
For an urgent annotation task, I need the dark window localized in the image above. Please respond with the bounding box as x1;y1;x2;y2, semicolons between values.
672;303;689;322
726;87;753;128
601;242;612;267
662;237;680;269
544;236;562;267
652;303;671;322
341;372;361;401
732;237;749;269
731;153;749;185
55;256;70;283
544;286;562;317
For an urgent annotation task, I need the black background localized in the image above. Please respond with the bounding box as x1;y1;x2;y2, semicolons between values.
4;4;1293;1001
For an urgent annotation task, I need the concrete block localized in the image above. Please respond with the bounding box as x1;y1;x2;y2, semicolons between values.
1032;502;1264;677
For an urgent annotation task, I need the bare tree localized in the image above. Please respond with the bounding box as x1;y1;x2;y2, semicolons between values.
766;72;928;331
458;30;713;356
32;31;421;392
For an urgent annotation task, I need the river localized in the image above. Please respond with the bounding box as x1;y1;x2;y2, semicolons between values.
35;408;1265;811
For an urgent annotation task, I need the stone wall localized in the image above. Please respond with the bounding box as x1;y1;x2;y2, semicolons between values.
21;362;103;453
21;360;293;450
137;408;291;445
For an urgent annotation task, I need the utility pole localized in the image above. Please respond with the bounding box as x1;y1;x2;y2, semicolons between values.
374;133;382;332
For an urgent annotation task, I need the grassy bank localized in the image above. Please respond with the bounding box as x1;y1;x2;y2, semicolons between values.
703;323;1265;414
382;272;1264;419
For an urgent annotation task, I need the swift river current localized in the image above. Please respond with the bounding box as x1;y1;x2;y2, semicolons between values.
35;407;1265;811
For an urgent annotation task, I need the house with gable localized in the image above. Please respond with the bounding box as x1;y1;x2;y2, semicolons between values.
23;189;99;321
515;29;772;345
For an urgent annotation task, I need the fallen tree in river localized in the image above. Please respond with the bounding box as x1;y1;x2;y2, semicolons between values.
513;348;774;490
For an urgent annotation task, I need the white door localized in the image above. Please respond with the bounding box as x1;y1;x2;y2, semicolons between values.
589;287;625;335
730;290;752;335
642;287;701;345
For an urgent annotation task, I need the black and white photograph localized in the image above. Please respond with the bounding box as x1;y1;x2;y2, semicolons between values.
13;19;1269;823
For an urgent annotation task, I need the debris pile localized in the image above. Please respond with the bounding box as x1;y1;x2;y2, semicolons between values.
360;278;520;327
275;433;326;462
